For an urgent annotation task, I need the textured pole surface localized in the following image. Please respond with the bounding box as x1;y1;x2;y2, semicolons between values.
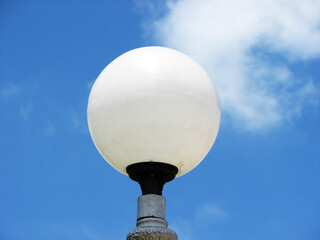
127;194;178;240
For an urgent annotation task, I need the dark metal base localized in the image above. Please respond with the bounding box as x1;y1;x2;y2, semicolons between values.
126;162;178;195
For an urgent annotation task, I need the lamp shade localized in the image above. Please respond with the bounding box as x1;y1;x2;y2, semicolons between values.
87;46;220;177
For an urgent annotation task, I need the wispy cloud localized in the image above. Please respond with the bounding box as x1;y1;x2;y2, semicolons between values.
67;111;89;133
69;113;81;129
19;104;33;121
0;83;22;98
45;123;57;136
170;202;227;240
140;0;320;131
87;80;95;90
82;223;104;240
195;203;227;225
170;217;194;240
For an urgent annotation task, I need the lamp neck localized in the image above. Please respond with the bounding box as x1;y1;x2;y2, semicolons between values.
127;194;177;240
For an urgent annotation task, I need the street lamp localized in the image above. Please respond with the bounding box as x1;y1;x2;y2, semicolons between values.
87;46;220;239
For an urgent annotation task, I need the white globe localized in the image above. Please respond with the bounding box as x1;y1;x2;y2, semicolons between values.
87;46;220;177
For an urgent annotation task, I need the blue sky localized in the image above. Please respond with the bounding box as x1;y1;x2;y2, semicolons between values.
1;1;319;240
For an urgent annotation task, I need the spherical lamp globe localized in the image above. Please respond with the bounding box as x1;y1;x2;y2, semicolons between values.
87;46;220;178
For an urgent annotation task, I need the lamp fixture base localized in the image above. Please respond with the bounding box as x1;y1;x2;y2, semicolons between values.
126;162;178;195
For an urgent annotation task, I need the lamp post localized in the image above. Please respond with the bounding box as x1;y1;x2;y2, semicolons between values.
87;46;220;240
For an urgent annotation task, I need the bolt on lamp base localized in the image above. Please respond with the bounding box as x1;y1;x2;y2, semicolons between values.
126;194;178;240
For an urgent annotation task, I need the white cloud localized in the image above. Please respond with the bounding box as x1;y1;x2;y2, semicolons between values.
141;0;320;130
